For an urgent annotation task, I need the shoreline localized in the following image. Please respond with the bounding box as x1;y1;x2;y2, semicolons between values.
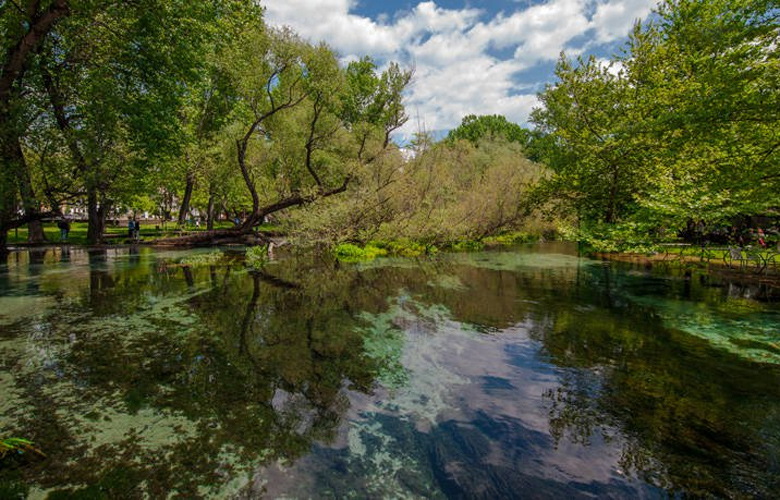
594;251;780;287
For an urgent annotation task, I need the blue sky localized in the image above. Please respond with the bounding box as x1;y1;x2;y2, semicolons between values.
261;0;658;138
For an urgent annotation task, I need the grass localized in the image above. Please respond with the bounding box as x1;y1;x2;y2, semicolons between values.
6;221;267;245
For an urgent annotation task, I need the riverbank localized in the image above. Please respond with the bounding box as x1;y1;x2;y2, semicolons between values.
594;249;780;288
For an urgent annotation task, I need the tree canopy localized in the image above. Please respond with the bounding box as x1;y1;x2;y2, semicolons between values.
0;1;411;252
446;114;531;147
532;0;780;245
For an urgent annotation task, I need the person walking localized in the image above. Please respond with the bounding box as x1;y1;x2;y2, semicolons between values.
57;219;70;241
134;218;141;241
128;218;135;239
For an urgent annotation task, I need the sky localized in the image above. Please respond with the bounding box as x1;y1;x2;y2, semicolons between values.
261;0;659;139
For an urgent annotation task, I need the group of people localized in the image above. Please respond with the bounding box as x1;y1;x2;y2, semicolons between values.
682;219;777;249
731;226;774;248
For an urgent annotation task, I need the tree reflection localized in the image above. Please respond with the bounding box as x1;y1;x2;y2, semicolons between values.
3;247;780;498
526;264;780;497
2;251;406;496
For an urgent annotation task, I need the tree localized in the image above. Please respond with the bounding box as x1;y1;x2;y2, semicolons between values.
532;0;779;240
627;0;780;225
0;0;70;251
532;56;651;224
36;1;231;243
0;1;246;250
446;114;531;148
217;23;411;233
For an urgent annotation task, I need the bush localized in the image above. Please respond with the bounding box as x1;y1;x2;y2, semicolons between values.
482;231;538;246
447;239;484;252
333;243;388;262
285;138;551;249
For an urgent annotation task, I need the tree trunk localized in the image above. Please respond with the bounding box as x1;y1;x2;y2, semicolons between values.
97;198;110;239
206;193;215;230
7;129;47;244
0;230;8;258
28;220;46;243
177;170;195;225
87;187;104;244
0;137;18;255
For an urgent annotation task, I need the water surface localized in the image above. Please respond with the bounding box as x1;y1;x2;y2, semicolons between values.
1;244;779;498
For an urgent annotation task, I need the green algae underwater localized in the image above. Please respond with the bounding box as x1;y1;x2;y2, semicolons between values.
1;243;780;498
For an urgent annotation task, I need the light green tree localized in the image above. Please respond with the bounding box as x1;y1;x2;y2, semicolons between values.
216;22;411;233
532;55;651;224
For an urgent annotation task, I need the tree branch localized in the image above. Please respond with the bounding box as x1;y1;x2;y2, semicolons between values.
0;0;70;105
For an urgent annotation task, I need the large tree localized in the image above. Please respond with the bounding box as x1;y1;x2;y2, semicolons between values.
532;56;651;224
627;0;780;225
0;1;246;250
533;0;779;239
0;0;70;251
36;1;232;243
218;23;411;233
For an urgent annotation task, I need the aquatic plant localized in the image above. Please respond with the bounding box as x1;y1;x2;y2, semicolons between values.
245;245;269;269
482;231;538;246
178;250;225;267
447;239;484;252
333;243;388;262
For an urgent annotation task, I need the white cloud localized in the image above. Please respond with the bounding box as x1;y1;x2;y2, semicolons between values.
591;0;656;43
595;57;626;76
261;0;657;138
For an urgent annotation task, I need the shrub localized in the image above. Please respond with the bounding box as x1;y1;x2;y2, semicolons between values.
333;243;388;262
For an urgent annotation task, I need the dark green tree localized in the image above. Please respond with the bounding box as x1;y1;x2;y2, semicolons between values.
446;114;532;148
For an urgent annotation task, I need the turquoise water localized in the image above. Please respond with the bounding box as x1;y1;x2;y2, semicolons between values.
1;243;779;498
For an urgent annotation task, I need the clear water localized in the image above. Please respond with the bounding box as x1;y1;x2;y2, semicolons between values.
1;243;779;498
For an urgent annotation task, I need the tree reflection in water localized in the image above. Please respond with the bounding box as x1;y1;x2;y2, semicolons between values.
0;245;779;497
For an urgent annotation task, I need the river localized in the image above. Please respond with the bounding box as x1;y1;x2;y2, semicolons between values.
1;243;779;498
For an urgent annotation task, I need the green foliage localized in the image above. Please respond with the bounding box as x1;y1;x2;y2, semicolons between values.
482;231;539;246
447;240;485;252
245;245;269;269
532;55;648;225
216;25;411;227
533;0;780;244
333;243;388;262
379;240;435;258
563;221;660;254
288;137;552;248
446;114;532;147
